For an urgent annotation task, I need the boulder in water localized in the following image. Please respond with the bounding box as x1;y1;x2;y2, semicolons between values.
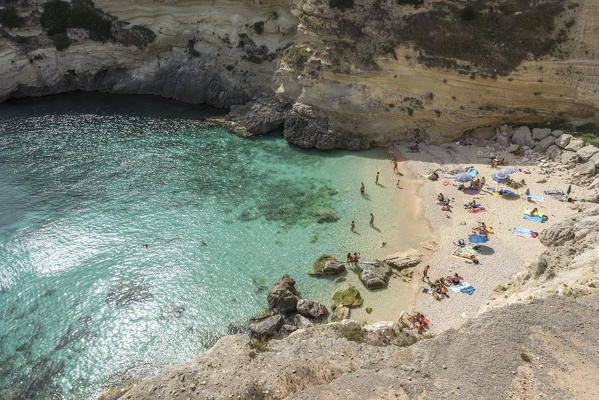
296;299;328;319
360;261;391;289
332;286;363;308
309;254;345;275
267;275;298;313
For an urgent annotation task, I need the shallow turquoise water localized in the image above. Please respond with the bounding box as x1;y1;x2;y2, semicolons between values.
0;93;428;399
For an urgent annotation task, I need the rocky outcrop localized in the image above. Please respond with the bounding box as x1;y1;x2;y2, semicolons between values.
296;299;328;319
102;293;599;400
248;314;283;338
360;261;391;289
267;274;298;313
511;126;534;148
3;0;599;148
308;255;345;276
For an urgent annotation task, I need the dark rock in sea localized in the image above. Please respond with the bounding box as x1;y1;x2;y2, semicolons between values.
105;280;153;307
248;314;283;339
267;275;298;313
296;299;328;319
251;277;268;293
227;322;249;335
360;261;392;289
309;254;345;276
311;208;339;223
158;302;186;321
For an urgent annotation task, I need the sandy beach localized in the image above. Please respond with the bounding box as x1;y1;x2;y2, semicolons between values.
390;138;592;333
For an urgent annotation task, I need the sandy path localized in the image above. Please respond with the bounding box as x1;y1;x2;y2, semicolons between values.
395;138;588;333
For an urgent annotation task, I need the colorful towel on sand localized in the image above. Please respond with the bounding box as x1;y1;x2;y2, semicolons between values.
513;227;535;238
544;190;564;195
466;168;478;177
523;214;543;223
526;194;545;201
551;194;568;201
464;189;479;195
460;286;476;295
468;208;486;213
449;281;472;293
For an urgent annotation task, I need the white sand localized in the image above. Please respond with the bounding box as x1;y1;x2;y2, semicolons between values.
393;139;590;333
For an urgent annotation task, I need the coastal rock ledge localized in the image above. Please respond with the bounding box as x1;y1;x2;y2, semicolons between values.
3;0;599;148
102;294;599;400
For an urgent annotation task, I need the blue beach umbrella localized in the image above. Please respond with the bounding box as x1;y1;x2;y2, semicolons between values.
492;173;510;184
469;235;489;244
455;173;473;183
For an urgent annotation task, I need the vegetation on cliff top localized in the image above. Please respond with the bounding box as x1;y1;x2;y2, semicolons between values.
0;7;24;28
41;0;112;50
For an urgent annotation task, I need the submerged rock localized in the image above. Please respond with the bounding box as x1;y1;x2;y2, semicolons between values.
331;286;363;308
105;280;153;308
296;299;328;319
311;208;339;223
309;255;345;275
360;261;391;289
267;275;298;313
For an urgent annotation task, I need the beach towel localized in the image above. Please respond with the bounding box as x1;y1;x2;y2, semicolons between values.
550;194;568;201
513;227;536;238
523;215;543;223
464;189;479;195
449;281;471;293
514;227;534;234
526;195;545;202
544;190;564;195
468;208;486;213
466;168;478;177
460;286;475;295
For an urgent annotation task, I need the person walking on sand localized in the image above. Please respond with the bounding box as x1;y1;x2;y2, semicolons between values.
422;265;430;282
396;179;401;189
351;220;355;232
360;182;365;196
375;172;380;185
369;213;374;227
393;160;398;173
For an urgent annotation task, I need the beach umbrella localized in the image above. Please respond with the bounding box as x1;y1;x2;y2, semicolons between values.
567;185;572;196
498;167;519;175
455;173;473;183
469;235;489;244
492;173;509;184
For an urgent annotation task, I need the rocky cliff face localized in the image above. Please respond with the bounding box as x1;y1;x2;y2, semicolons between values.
2;0;599;148
102;293;599;400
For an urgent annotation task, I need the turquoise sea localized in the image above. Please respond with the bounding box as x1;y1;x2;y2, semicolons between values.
0;93;429;399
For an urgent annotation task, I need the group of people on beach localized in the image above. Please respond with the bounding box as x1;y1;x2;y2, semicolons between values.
346;252;361;265
422;264;465;301
437;192;452;212
399;312;429;332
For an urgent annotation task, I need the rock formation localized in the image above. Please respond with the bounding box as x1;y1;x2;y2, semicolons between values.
2;0;599;148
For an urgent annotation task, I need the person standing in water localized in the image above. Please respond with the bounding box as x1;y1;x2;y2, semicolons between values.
375;172;380;185
369;213;374;227
393;160;398;173
351;220;355;232
360;182;365;196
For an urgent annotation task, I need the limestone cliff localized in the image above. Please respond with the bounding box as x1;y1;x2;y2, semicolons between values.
2;0;599;148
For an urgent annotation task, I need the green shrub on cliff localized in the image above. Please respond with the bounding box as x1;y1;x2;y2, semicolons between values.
329;0;354;10
0;7;25;28
284;45;311;68
41;0;112;47
52;32;71;50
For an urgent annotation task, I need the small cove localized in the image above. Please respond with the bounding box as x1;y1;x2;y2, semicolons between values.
0;93;431;399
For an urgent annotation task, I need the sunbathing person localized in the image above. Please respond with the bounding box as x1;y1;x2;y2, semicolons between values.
437;193;445;202
429;171;439;181
529;208;538;217
512;146;525;156
447;273;463;285
465;199;477;209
